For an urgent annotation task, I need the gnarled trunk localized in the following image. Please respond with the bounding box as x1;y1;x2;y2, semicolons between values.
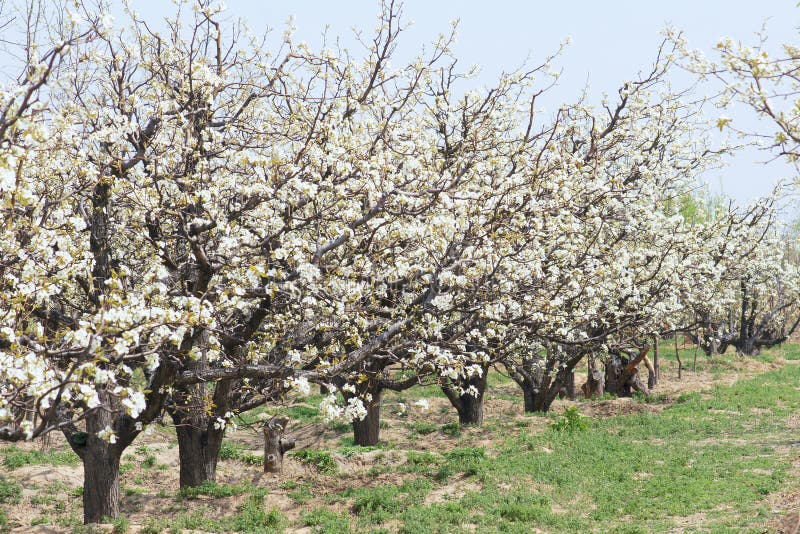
456;392;484;424
341;377;384;447
520;370;576;413
443;365;489;425
174;421;225;487
604;350;649;397
263;417;295;473
170;374;233;487
337;362;385;447
581;365;605;399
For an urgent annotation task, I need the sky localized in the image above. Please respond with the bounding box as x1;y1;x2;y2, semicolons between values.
6;0;800;207
238;0;798;208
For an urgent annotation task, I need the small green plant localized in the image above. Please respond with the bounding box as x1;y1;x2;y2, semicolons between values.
301;507;351;533
287;483;314;504
1;446;78;469
231;495;284;532
0;477;21;503
109;515;130;534
550;406;588;432
407;421;438;435
327;421;351;433
219;441;242;460
142;455;157;469
441;422;461;437
292;449;338;475
179;481;249;499
218;441;263;465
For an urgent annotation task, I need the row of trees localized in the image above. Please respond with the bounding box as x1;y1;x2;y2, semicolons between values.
0;0;798;523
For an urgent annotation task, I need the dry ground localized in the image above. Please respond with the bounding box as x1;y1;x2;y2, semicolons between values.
1;344;797;533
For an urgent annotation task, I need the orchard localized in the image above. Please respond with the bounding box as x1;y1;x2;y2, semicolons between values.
1;1;799;531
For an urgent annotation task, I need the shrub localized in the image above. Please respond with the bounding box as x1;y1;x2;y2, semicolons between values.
550;406;588;432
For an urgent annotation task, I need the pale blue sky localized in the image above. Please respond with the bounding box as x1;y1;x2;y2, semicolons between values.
245;0;799;207
112;0;800;207
8;1;800;206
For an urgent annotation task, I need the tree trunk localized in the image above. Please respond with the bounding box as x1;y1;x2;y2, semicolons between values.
174;421;224;487
581;365;605;399
604;352;649;397
79;408;122;524
522;380;538;412
457;392;484;424
652;335;659;387
443;366;489;425
263;417;295;473
352;387;382;446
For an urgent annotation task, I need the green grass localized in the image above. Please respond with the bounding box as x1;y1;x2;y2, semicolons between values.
0;478;21;504
142;496;284;533
309;357;800;533
291;449;338;475
218;442;263;466
178;481;251;499
1;446;79;469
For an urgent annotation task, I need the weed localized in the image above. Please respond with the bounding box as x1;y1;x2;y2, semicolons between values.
1;446;78;469
301;507;351;533
0;478;21;503
292;449;338;475
441;422;461;437
550;406;588;432
179;481;249;499
406;421;438;435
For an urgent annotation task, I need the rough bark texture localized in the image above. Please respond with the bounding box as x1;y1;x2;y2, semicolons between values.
604;352;649;397
352;388;382;446
81;409;121;523
170;365;234;487
581;366;605;399
443;365;489;424
652;335;659;387
174;422;225;487
456;392;484;425
82;444;121;524
510;351;583;413
263;417;295;473
339;374;384;447
558;371;577;400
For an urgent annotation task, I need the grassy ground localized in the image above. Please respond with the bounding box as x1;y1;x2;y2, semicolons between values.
1;341;799;533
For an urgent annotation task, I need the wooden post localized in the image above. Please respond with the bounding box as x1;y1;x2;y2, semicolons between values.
263;417;295;474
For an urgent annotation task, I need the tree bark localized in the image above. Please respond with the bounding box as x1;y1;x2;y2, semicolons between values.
263;417;295;473
443;365;489;425
82;440;121;523
457;392;484;425
604;351;649;397
652;335;659;387
174;422;225;487
351;387;382;446
581;365;605;399
79;408;122;524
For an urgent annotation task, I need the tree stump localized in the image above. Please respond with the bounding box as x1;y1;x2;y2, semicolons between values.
557;370;577;400
581;366;605;399
604;350;649;397
263;417;295;473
